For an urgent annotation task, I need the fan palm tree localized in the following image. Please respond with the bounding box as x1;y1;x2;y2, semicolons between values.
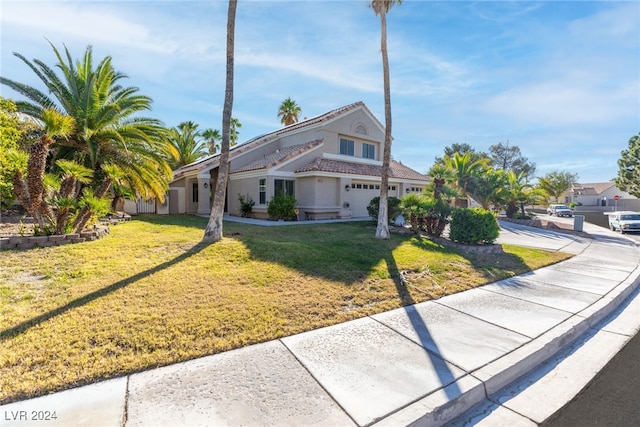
202;128;221;154
203;0;237;243
372;0;402;239
277;98;301;126
1;42;171;229
166;121;209;169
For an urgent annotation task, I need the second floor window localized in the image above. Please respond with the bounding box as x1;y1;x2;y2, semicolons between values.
362;143;375;159
340;138;354;156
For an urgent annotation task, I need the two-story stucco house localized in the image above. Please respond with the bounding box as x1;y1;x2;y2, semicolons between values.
168;101;430;219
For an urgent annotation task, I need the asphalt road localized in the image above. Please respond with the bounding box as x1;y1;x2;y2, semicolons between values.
540;329;640;427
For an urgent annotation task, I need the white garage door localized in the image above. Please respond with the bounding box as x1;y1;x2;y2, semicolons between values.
348;182;381;218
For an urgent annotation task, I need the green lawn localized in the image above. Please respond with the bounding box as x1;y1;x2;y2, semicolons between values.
0;215;571;404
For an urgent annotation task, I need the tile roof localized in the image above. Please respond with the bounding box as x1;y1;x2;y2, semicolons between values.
233;140;323;173
242;101;370;145
295;158;430;182
571;182;616;195
172;101;368;179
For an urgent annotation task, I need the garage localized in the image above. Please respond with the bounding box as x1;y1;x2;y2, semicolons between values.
348;182;382;218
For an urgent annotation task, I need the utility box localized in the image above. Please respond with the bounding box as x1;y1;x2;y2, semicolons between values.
573;215;584;232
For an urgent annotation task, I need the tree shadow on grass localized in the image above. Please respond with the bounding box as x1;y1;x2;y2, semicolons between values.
0;243;207;342
409;234;536;284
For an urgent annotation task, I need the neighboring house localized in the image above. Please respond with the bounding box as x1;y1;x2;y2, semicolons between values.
567;182;639;208
168;102;430;219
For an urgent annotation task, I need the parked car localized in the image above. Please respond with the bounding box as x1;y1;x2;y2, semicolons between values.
606;211;640;233
547;204;573;217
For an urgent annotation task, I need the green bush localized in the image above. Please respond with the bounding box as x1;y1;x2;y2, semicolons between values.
367;196;402;222
512;211;532;219
238;193;255;217
268;194;297;220
449;207;500;244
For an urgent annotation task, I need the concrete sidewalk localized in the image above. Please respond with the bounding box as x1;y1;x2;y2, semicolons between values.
2;221;639;427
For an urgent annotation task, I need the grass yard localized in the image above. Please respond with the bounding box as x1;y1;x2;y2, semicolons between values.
0;215;572;404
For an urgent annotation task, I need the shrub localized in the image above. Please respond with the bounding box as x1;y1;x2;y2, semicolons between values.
367;196;402;222
238;193;255;217
512;211;532;219
449;207;500;245
400;194;428;232
268;194;297;220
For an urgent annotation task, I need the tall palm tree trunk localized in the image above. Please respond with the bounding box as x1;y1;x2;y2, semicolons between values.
376;8;392;239
203;0;236;243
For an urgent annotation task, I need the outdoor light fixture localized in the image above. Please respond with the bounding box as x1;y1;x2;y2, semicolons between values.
203;182;208;189
406;188;410;193
345;185;350;192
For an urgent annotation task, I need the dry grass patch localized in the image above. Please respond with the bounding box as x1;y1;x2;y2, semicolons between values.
0;215;571;403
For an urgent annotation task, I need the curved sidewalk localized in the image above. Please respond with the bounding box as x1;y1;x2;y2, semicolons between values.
1;221;639;427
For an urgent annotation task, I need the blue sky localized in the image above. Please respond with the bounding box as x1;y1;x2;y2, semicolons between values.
1;0;638;183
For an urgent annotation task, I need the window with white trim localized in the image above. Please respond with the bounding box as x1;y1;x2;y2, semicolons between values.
339;138;355;156
274;179;295;197
259;178;266;204
362;143;375;159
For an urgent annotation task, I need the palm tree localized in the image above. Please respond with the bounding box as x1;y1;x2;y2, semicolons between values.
12;108;75;229
50;159;93;234
400;193;428;233
203;0;237;243
202;128;221;154
504;171;543;218
230;117;241;146
443;151;489;203
1;42;172;231
426;164;458;237
166;121;209;169
471;168;508;211
372;0;402;239
277;98;301;126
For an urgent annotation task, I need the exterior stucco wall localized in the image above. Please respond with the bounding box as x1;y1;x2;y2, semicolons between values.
184;178;199;214
296;176;344;219
228;176;263;217
295;177;316;209
314;177;340;207
320;111;384;161
169;178;187;214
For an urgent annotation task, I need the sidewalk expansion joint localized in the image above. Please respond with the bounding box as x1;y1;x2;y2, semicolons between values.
277;339;360;427
121;376;130;427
